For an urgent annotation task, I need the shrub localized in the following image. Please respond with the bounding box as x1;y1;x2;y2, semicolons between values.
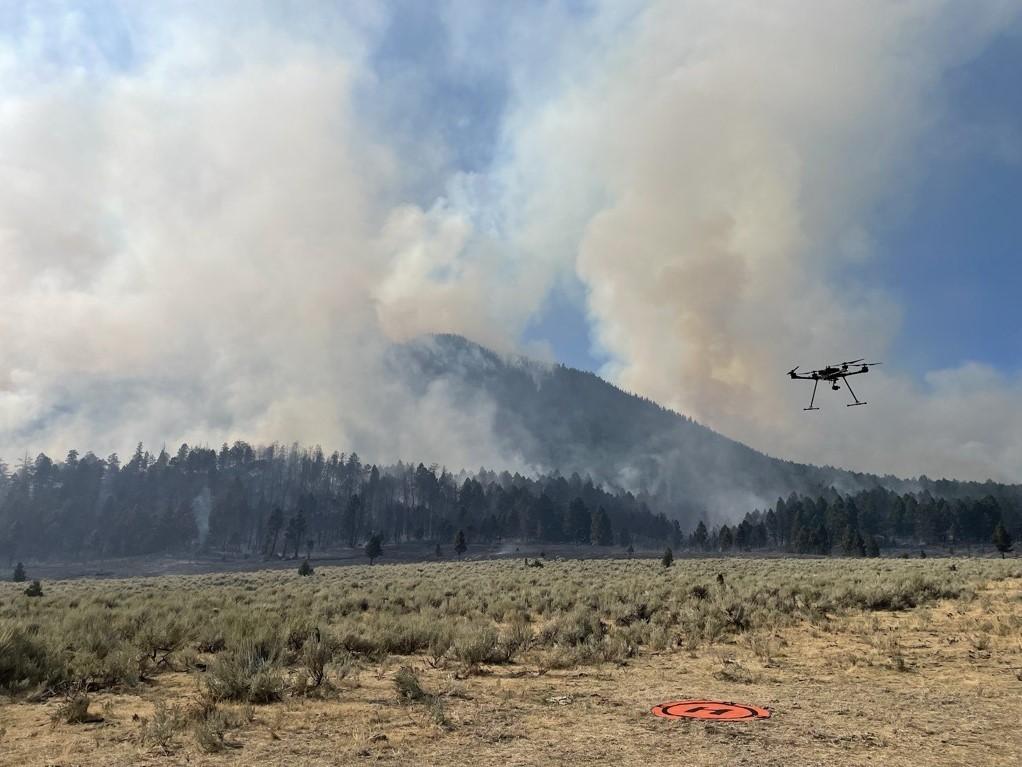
718;600;751;632
498;617;533;662
52;690;100;724
0;622;65;692
394;666;427;701
454;625;499;664
300;634;334;688
202;651;284;704
661;548;673;568
136;701;185;754
191;704;248;753
545;609;606;647
426;626;454;667
135;617;185;670
24;580;44;597
298;559;314;577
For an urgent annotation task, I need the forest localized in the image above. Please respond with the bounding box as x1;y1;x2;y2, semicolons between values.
0;441;1017;563
698;486;1018;556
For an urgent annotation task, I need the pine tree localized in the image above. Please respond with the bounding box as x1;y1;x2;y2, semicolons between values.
454;529;467;560
865;535;881;558
365;534;383;565
298;559;314;576
661;547;673;568
435;543;442;558
992;523;1013;558
690;521;709;550
264;508;284;558
719;525;734;552
566;498;589;544
591;507;613;546
12;561;26;582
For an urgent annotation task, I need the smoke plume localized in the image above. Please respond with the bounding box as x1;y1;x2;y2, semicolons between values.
1;2;1021;484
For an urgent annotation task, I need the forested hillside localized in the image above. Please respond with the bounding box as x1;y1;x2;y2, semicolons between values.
393;335;911;519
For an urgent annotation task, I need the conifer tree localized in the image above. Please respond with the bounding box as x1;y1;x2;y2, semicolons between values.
591;507;613;546
12;561;26;582
661;547;673;568
365;533;383;565
992;522;1013;558
454;529;467;560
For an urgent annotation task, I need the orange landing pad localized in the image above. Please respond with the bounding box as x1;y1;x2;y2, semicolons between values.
652;700;771;721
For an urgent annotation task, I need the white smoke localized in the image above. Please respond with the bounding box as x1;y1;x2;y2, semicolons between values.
1;2;1021;485
0;4;527;471
192;487;212;547
492;0;1022;482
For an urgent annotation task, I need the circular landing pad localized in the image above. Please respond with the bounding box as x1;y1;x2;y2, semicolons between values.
652;700;771;721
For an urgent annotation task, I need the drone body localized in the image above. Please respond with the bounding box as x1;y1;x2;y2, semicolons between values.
788;359;881;410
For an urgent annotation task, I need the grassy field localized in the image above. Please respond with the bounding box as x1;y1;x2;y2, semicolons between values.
1;556;1020;766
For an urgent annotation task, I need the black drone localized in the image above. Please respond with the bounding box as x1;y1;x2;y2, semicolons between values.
788;359;881;410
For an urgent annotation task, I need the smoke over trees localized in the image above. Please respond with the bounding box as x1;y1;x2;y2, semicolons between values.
0;442;679;563
1;439;1017;564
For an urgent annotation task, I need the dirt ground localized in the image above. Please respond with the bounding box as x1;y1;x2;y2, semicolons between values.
2;577;1019;767
15;543;663;581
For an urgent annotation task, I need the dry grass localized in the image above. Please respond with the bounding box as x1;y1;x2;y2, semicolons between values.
0;557;1019;766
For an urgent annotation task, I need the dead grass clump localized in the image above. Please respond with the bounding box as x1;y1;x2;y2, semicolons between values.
51;689;100;724
394;666;428;702
191;703;249;753
712;656;758;684
136;700;186;754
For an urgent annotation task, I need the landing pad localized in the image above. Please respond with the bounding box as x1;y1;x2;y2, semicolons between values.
651;700;771;721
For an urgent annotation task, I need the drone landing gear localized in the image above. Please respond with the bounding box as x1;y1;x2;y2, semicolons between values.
843;376;867;407
804;379;820;411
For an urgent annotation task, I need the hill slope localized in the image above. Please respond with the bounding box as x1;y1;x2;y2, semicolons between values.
391;334;900;521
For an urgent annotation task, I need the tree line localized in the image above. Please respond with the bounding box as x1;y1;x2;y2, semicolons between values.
0;442;668;562
691;487;1018;556
1;442;1017;563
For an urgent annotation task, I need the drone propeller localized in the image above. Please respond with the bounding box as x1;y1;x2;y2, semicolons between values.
836;358;865;367
788;366;799;375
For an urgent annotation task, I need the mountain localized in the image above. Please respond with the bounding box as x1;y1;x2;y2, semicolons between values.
390;334;905;522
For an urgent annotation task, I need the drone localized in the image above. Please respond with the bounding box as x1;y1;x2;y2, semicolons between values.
788;359;881;410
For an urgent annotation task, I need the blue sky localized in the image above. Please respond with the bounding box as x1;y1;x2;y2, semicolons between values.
865;21;1022;377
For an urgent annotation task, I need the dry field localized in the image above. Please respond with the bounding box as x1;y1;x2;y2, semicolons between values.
1;557;1020;766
